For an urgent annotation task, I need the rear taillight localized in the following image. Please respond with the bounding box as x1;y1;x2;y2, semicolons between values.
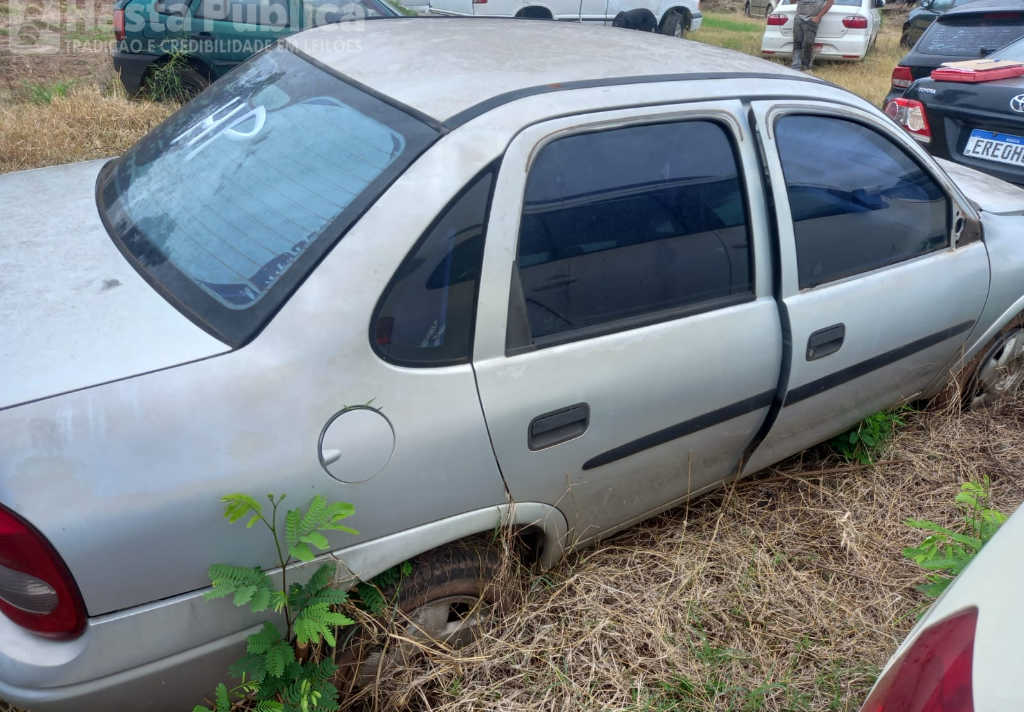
114;9;126;41
767;13;788;25
0;505;86;639
891;64;914;89
843;15;868;28
885;97;932;142
861;607;977;712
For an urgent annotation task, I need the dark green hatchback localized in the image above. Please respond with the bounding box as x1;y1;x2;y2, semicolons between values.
112;0;402;97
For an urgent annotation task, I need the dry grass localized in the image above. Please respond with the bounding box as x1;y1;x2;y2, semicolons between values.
691;9;906;107
0;81;172;175
348;397;1024;712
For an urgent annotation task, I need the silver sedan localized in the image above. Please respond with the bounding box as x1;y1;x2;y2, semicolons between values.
1;17;1023;712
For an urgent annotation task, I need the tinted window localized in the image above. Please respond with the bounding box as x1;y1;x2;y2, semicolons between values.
98;47;437;346
920;12;1024;56
516;121;751;343
775;115;948;289
373;171;495;366
195;0;289;25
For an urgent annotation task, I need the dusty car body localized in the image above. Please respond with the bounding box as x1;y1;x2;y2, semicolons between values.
2;18;1024;712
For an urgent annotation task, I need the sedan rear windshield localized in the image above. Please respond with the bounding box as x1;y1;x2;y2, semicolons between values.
98;46;438;346
920;12;1024;56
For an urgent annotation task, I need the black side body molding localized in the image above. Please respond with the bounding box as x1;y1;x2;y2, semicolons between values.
783;320;975;407
582;390;776;471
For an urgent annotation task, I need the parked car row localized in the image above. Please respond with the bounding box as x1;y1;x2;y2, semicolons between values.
884;0;1024;185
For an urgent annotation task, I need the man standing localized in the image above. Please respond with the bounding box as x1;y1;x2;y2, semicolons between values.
792;0;834;71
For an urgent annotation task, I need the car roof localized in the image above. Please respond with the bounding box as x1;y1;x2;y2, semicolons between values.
286;18;816;126
943;0;1024;17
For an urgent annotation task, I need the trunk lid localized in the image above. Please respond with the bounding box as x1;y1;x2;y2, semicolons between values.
0;160;230;410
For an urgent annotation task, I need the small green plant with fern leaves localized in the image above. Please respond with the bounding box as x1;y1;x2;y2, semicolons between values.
829;407;911;465
194;493;358;712
903;476;1007;599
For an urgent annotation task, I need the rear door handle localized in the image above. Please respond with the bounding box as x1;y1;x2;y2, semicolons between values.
806;323;845;361
528;403;589;451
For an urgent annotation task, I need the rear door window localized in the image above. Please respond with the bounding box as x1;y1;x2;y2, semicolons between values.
98;46;438;346
920;12;1024;56
511;120;753;347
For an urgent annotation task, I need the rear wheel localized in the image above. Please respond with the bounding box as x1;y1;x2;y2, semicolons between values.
335;543;509;692
765;2;774;15
899;30;912;47
744;1;751;16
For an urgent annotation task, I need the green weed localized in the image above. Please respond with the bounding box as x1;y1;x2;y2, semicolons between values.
19;79;74;105
903;476;1007;599
194;492;359;712
829;407;910;465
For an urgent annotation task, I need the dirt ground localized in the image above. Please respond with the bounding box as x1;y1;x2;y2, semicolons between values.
0;0;116;102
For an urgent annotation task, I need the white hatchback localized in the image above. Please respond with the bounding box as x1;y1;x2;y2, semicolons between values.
761;0;883;63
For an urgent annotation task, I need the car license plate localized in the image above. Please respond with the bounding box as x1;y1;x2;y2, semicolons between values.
964;129;1024;167
813;43;823;50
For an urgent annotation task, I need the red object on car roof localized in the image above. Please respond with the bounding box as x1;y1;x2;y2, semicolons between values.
931;59;1024;82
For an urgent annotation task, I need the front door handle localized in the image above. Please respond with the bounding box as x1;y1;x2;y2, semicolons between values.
807;323;846;361
191;31;214;39
528;403;589;451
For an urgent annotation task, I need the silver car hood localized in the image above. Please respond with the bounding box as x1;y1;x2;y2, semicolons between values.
0;159;230;410
938;158;1024;216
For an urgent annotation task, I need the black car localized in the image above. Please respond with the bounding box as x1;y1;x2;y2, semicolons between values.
886;35;1024;184
885;0;1024;105
901;0;983;47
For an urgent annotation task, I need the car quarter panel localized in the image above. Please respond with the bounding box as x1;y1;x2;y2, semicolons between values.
0;126;519;618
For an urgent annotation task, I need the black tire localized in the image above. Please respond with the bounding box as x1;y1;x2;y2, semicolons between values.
765;2;774;15
900;31;912;48
660;9;688;38
335;543;509;692
744;1;752;16
178;68;211;100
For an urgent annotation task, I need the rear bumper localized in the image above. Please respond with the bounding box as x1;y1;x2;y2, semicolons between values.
760;32;869;61
112;51;160;95
0;584;272;712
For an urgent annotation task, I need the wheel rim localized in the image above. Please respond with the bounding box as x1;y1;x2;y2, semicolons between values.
765;3;773;15
353;595;491;686
744;1;750;15
970;328;1024;408
674;18;685;37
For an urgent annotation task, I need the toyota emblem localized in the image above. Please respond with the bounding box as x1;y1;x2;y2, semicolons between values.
1011;94;1024;113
